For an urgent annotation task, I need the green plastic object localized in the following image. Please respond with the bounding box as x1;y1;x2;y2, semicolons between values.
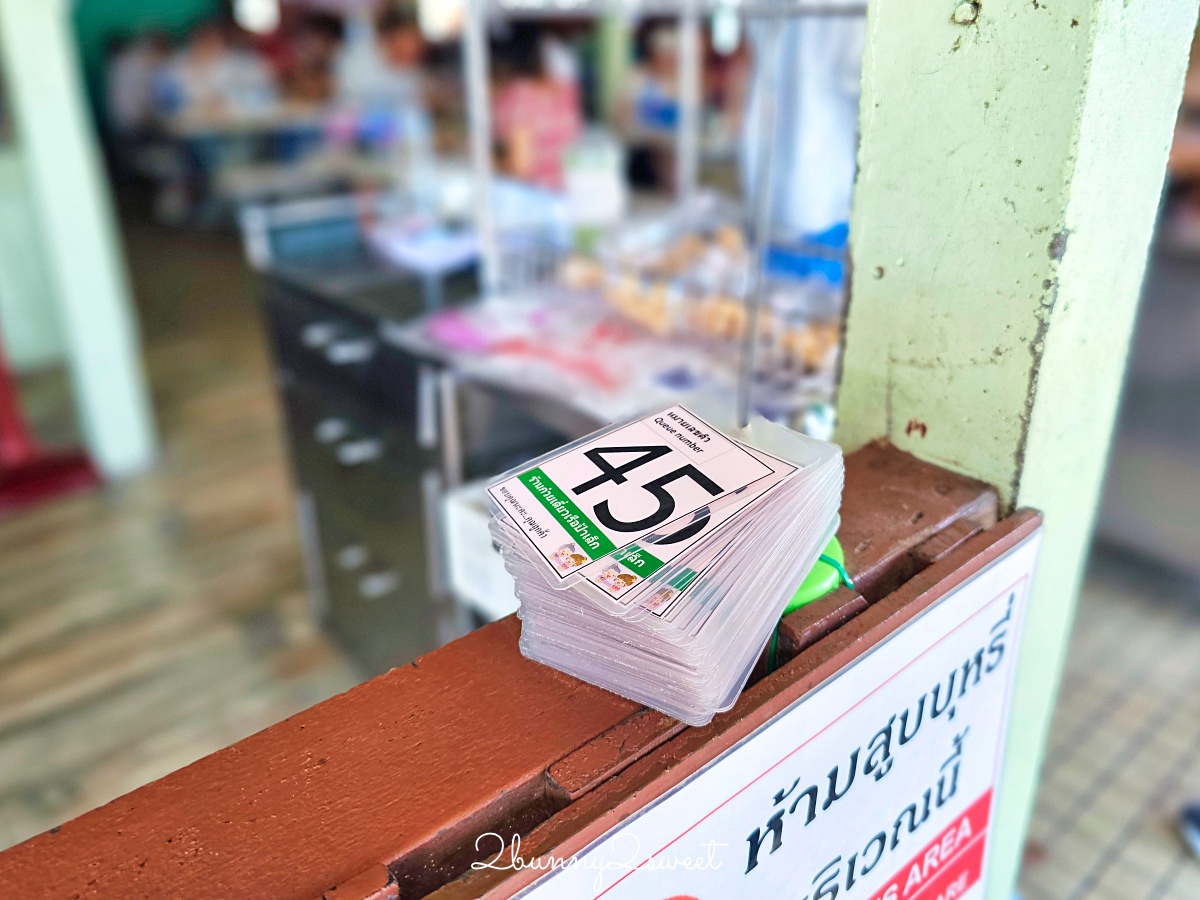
785;536;845;615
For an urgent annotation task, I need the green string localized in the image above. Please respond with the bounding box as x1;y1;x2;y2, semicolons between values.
818;553;856;592
767;556;856;675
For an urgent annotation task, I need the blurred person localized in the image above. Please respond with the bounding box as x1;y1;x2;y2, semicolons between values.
336;9;426;116
738;17;864;240
329;7;436;157
491;24;583;191
619;23;679;135
379;8;426;78
155;21;279;121
249;3;302;84
705;27;751;145
107;31;172;136
149;20;279;223
285;12;345;104
617;22;679;190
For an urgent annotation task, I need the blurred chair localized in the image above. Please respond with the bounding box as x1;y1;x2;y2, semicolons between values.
0;325;99;513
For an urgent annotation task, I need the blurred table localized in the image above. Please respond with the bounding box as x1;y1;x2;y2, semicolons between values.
155;104;395;219
215;150;395;205
161;102;326;140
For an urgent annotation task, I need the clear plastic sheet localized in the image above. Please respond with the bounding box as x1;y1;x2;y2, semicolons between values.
486;395;843;726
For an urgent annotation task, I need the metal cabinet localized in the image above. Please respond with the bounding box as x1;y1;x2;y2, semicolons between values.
262;252;583;671
263;260;462;675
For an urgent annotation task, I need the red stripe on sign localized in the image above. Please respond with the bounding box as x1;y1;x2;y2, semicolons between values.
908;833;986;900
866;790;992;900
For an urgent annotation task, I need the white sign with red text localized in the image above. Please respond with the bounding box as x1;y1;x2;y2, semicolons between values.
495;531;1041;900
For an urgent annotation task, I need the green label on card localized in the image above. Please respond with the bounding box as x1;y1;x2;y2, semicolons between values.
518;467;616;560
611;544;666;577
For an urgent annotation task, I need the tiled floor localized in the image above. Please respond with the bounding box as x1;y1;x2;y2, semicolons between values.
1019;550;1200;900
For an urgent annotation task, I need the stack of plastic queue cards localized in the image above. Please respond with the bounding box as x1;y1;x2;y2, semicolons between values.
485;395;843;726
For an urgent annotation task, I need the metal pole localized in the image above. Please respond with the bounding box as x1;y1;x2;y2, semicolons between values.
464;0;501;294
438;370;464;488
735;21;783;429
676;0;702;201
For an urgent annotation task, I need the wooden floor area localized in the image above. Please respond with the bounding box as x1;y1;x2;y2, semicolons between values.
0;217;357;850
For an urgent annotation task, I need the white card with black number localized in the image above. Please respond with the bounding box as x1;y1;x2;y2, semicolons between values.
487;406;791;588
487;397;844;726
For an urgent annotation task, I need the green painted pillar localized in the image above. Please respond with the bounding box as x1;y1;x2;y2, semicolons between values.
838;0;1198;895
0;149;63;371
838;0;1198;896
0;0;156;477
596;14;631;125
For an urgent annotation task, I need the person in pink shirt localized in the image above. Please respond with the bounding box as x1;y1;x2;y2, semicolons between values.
491;25;583;192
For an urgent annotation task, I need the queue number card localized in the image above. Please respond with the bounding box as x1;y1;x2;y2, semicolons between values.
488;406;794;584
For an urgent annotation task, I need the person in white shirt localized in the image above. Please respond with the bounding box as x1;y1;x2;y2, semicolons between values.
107;32;171;134
739;16;865;240
335;9;425;116
158;22;278;121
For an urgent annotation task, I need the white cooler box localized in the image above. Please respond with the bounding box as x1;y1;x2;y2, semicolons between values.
441;480;519;622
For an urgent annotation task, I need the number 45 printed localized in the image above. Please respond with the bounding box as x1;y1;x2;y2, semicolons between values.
489;406;783;581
